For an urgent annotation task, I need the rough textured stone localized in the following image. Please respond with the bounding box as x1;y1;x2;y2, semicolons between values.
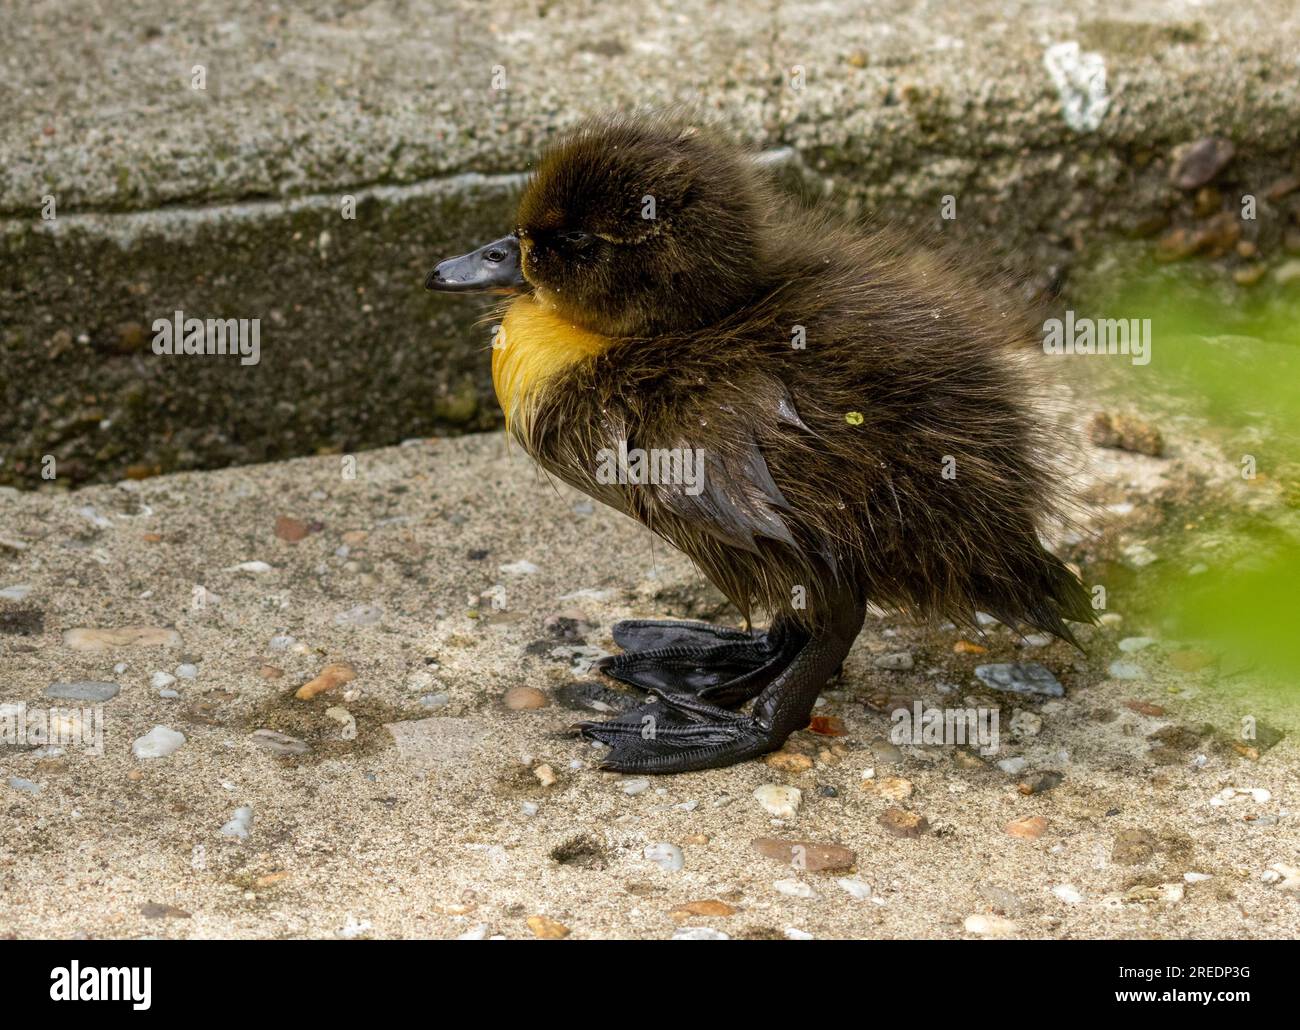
877;808;930;838
45;680;120;702
974;662;1065;698
752;836;857;872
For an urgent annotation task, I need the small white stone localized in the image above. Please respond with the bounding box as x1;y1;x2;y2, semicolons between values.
1052;883;1084;905
644;843;684;872
622;777;651;796
151;671;177;689
1122;543;1158;568
220;805;254;840
520;801;539;817
456;924;489;940
774;879;817;899
499;560;539;576
339;915;371;939
174;663;198;679
997;757;1028;775
784;927;814;940
1118;636;1156;653
754;784;802;818
1214;786;1271;805
672;927;728;940
131;726;186;759
1269;863;1300;891
964;913;1017;936
1158;883;1185;903
75;505;112;527
1184;872;1212;883
1107;659;1143;680
836;878;873;900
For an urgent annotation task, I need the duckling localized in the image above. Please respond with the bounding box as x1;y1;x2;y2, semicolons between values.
427;113;1094;774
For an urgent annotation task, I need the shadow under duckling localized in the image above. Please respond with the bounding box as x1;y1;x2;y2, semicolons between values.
427;112;1095;774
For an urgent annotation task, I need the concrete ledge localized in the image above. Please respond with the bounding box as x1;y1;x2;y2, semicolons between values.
3;172;522;484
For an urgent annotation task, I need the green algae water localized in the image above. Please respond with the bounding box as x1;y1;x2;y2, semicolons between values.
1071;245;1300;699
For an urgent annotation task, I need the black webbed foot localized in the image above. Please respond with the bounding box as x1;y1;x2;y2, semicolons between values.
573;693;771;773
596;618;800;708
609;618;756;652
577;599;866;774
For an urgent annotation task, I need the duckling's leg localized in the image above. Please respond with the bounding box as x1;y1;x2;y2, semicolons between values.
576;601;864;774
596;618;798;708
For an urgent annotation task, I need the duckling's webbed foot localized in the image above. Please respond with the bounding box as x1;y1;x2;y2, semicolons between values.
578;604;864;774
596;618;798;708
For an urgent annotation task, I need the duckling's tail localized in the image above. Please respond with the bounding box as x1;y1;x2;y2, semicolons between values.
975;544;1099;651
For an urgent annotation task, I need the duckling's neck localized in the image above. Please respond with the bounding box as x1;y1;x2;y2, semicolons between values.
494;295;612;438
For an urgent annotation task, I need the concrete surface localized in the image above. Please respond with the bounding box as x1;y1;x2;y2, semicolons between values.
5;0;1300;487
2;417;1298;939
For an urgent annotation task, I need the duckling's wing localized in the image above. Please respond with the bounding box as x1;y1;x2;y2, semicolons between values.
652;425;798;556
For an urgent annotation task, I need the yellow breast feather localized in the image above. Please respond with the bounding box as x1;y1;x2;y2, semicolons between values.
494;296;611;438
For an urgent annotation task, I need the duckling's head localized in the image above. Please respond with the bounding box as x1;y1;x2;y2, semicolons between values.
428;114;773;337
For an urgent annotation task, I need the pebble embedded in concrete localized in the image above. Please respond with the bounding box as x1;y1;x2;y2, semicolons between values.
45;680;119;702
1052;883;1084;904
1118;636;1156;653
672;927;728;940
220;806;254;839
644;843;684;872
131;725;186;759
964;913;1017;936
754;784;802;818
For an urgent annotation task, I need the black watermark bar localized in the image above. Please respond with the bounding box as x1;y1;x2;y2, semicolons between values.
0;941;1285;1015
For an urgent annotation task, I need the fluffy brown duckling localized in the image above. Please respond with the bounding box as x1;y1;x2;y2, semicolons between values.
427;112;1093;774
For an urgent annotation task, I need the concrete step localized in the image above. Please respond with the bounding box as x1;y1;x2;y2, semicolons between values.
5;0;1299;488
